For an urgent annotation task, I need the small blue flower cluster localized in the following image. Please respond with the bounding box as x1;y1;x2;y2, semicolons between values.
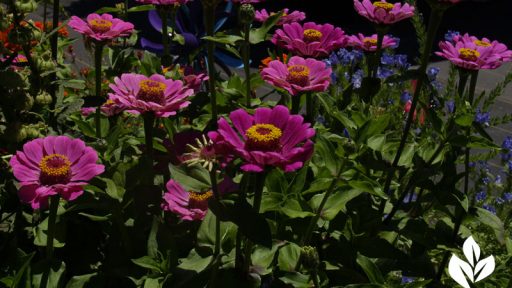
474;109;490;127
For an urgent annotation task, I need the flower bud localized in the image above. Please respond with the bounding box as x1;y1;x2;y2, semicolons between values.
35;91;53;106
239;4;255;25
35;52;55;71
301;246;320;270
15;0;38;14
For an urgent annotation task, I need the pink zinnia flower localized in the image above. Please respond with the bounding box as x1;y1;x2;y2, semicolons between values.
272;22;348;58
261;56;331;96
436;34;512;70
136;0;191;5
255;9;306;26
81;107;96;117
68;13;134;42
208;105;315;173
100;99;125;116
162;178;237;221
348;33;398;52
183;73;208;93
353;0;415;25
9;136;104;209
108;73;193;117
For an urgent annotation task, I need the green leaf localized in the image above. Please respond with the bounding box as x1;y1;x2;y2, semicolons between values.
249;12;282;44
475;207;505;243
95;6;121;14
178;249;212;272
127;5;154;12
397;144;415;167
367;134;386;151
281;199;315;219
356;254;385;284
252;243;282;275
278;272;310;288
356;114;391;144
169;164;211;191
101;178;125;202
349;180;387;199
315;135;340;176
265;169;287;194
32;261;66;288
455;113;474;127
65;273;97;288
278;243;301;272
203;34;244;45
132;256;163;273
309;189;364;220
11;252;35;288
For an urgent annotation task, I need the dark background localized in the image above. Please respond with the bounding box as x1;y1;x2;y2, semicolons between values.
66;0;512;61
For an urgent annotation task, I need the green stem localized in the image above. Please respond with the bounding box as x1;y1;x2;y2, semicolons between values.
235;174;250;272
301;169;342;246
41;195;60;288
371;28;385;78
209;169;221;257
381;8;444;202
159;7;171;67
94;44;103;139
311;270;320;288
49;0;60;129
243;22;251;107
203;2;218;127
306;93;314;123
292;95;301;115
143;113;155;177
243;172;267;274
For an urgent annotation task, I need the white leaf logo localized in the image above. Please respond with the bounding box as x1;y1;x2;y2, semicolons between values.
448;236;495;288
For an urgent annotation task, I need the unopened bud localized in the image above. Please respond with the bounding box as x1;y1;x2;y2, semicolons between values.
239;4;255;25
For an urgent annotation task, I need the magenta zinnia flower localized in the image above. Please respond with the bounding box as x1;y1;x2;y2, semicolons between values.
348;33;398;52
261;56;331;96
162;178;236;221
272;22;348;58
353;0;415;25
10;136;104;209
436;34;512;70
136;0;191;5
255;9;306;26
208;105;315;173
68;13;134;42
108;73;193;117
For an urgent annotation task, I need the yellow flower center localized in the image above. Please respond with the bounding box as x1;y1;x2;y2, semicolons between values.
189;190;213;202
474;40;491;47
245;124;282;151
286;65;311;87
39;154;72;185
105;99;115;105
137;79;167;105
303;29;323;43
373;1;394;11
459;48;480;61
363;38;378;47
88;19;113;33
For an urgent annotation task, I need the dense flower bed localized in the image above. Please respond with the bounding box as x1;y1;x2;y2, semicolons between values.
1;0;512;287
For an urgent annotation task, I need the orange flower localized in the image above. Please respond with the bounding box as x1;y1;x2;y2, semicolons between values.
259;54;288;71
34;21;69;37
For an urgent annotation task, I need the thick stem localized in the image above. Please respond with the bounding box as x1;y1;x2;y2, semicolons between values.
49;0;60;129
306;93;314;123
203;2;218;127
41;195;60;288
209;169;221;257
94;44;103;138
371;29;385;78
143;113;155;174
159;7;171;67
292;95;301;115
243;22;251;107
311;270;320;288
381;9;444;200
243;172;266;274
301;169;342;246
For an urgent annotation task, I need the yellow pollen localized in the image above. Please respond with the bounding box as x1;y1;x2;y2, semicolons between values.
105;99;115;105
459;48;480;61
246;124;282;144
39;154;71;177
373;1;394;10
303;29;323;43
286;65;310;87
189;190;213;202
474;40;491;47
140;80;166;94
88;19;113;33
363;38;378;46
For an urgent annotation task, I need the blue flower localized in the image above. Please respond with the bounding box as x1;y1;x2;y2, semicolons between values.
445;30;460;43
431;80;443;91
381;53;396;66
401;276;414;284
331;48;363;67
496;197;505;205
377;67;394;79
501;136;512;161
475;110;490;127
351;69;364;88
475;191;487;202
483;204;496;214
481;177;490;185
427;67;440;81
495;175;502;185
342;128;351;138
446;100;455;114
402;193;417;204
503;192;512;202
394;54;409;69
400;91;412;103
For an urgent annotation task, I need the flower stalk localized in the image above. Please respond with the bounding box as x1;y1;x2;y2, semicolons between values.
243;22;251;107
381;7;445;202
143;113;155;174
94;43;104;138
203;1;218;127
158;6;172;67
41;195;60;288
